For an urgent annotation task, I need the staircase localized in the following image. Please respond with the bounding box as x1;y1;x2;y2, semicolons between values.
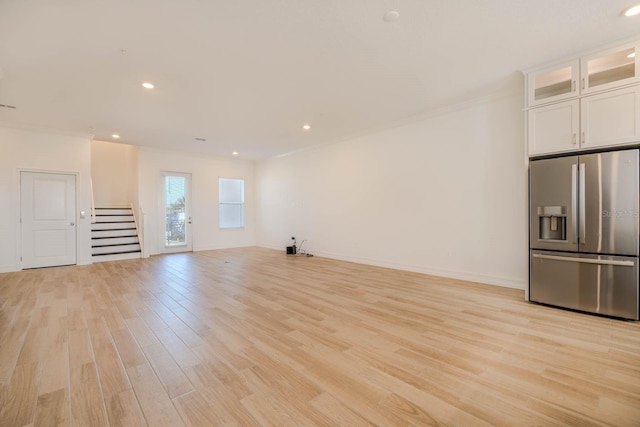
91;207;142;262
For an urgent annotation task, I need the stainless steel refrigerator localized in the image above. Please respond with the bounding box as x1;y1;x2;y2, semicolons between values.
529;149;639;320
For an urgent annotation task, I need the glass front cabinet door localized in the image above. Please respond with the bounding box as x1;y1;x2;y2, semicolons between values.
581;41;640;95
527;60;579;107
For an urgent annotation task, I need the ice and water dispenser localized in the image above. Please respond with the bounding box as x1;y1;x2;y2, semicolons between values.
537;206;566;241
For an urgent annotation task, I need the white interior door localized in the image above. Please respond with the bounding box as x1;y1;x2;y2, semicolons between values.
21;171;77;269
161;172;192;253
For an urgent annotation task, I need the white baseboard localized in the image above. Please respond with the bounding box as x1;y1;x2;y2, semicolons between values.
193;243;255;252
256;244;526;290
0;265;17;273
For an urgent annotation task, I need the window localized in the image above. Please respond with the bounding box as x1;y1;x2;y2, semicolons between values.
219;178;244;228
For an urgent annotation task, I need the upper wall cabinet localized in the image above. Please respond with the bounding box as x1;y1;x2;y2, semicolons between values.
526;40;640;108
526;38;640;157
527;85;640;156
581;41;640;95
528;100;580;155
527;60;579;107
580;85;640;149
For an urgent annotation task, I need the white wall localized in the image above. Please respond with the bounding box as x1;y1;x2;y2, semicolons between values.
0;126;93;272
255;89;528;289
91;140;138;207
138;147;255;256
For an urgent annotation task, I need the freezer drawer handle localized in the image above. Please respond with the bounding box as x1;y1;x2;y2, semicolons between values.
532;253;635;267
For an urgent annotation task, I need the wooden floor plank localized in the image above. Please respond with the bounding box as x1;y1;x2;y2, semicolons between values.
0;362;40;427
0;247;638;426
142;342;194;399
172;391;225;426
125;363;185;426
34;388;68;427
105;389;147;427
69;362;108;427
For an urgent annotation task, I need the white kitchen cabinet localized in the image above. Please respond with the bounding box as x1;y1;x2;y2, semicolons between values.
527;41;639;108
580;41;639;95
581;85;640;149
528;100;579;155
527;60;579;107
528;86;640;156
526;39;640;157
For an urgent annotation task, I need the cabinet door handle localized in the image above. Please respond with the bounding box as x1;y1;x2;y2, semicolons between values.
581;131;585;144
581;78;585;90
572;133;577;145
571;80;575;92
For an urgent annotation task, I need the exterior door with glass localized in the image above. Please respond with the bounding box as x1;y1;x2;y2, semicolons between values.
161;172;192;253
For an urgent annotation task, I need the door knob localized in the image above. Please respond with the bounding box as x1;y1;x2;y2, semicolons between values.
70;222;75;226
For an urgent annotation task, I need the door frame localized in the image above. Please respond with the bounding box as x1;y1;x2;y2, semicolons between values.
17;168;79;270
159;171;193;254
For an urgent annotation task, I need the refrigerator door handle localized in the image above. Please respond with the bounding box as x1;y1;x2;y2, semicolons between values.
579;163;586;245
532;253;635;267
571;164;577;244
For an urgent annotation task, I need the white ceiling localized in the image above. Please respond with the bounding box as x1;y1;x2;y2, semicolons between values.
1;0;639;159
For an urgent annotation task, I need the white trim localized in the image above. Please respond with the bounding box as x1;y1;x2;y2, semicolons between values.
271;85;522;160
0;120;94;139
257;244;526;290
520;35;640;74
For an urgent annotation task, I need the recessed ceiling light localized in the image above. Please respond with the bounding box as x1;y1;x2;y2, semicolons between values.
232;151;239;156
142;82;154;89
383;10;399;22
112;134;120;139
628;52;636;58
623;4;640;16
302;125;311;130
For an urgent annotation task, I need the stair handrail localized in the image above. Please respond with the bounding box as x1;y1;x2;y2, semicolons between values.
90;177;96;223
132;203;145;257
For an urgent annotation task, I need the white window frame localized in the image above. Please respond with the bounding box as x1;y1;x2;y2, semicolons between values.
219;178;244;229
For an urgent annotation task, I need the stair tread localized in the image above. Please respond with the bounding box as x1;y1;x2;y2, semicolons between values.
92;227;135;229
92;235;137;239
92;222;135;225
91;230;138;236
91;227;137;230
92;243;140;248
93;250;141;256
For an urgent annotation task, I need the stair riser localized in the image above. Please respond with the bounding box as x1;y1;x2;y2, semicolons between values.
92;222;136;231
92;244;141;255
92;229;138;238
95;208;133;216
92;252;142;263
92;236;139;246
95;215;134;223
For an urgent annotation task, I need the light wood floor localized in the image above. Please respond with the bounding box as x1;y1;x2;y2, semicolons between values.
0;247;639;426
